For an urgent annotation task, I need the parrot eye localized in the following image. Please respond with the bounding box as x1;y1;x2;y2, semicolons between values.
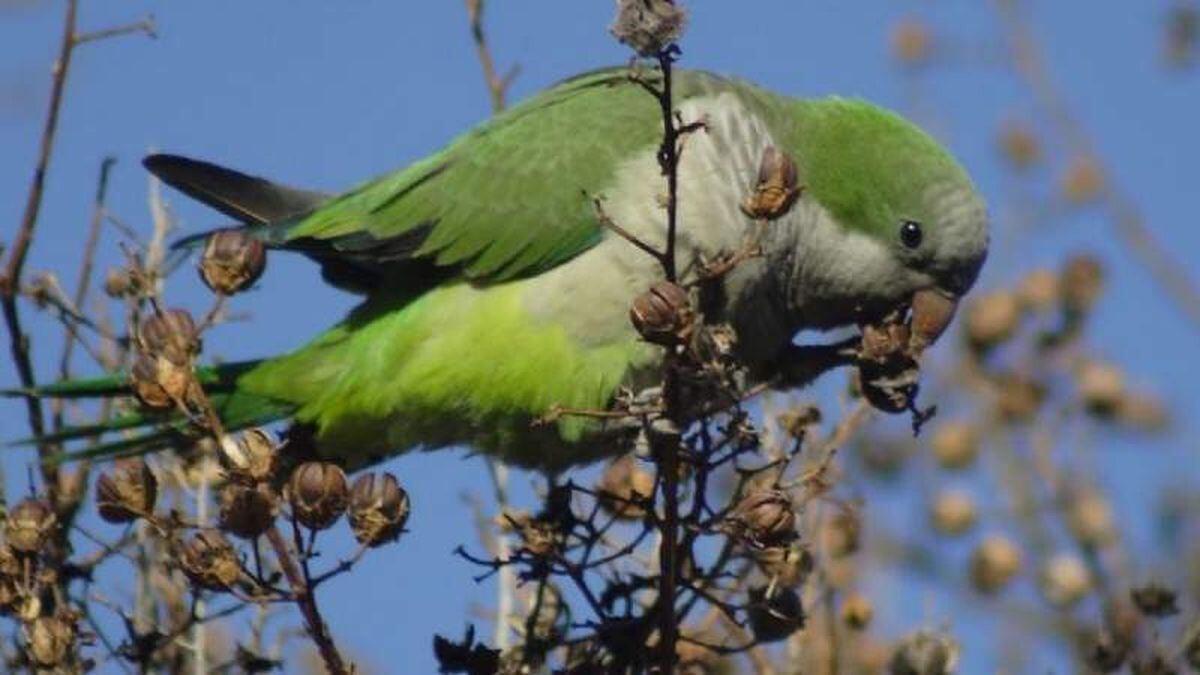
899;220;923;249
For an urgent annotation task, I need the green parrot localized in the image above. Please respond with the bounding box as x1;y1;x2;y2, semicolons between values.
18;68;987;469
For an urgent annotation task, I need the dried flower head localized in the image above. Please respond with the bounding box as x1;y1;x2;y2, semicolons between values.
1066;488;1116;547
969;535;1022;594
1040;554;1092;608
348;472;410;547
741;145;801;220
753;542;814;590
964;290;1021;352
998;123;1042;170
724;489;797;549
777;405;822;441
747;585;805;643
929;489;977;537
890;18;934;66
96;458;157;523
596;453;655;520
180;530;242;591
129;352;176;409
1130;583;1179;618
200;228;267;295
218;483;277;539
889;630;960;675
841;591;874;631
630;281;693;345
137;308;199;365
5;498;57;555
930;420;979;470
994;373;1046;422
610;0;687;57
1062;254;1105;317
219;428;278;483
24;616;76;669
1060;155;1104;204
822;508;862;558
1077;360;1126;417
1017;268;1060;312
288;461;349;531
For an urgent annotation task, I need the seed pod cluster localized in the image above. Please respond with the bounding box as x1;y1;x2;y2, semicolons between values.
199;228;267;295
5;498;57;556
130;308;200;409
24;615;77;669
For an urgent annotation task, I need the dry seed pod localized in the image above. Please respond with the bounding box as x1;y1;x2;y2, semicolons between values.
595;454;654;520
95;458;157;524
891;19;934;65
219;428;278;483
180;530;242;591
777;405;821;441
218;484;277;539
964;290;1020;352
741;145;801;220
1062;254;1104;317
288;462;349;531
969;535;1022;594
609;0;688;57
998;123;1042;171
1130;583;1179;618
129;353;173;409
1018;268;1059;312
5;498;56;555
889;631;960;675
1067;489;1117;547
841;592;874;631
1077;360;1126;417
1060;156;1104;204
24;616;75;669
753;543;814;589
103;267;134;298
747;586;805;643
929;489;977;537
137;308;198;365
822;508;862;558
930;420;979;470
200;228;267;295
348;472;410;547
1040;554;1092;608
724;489;797;548
629;281;692;345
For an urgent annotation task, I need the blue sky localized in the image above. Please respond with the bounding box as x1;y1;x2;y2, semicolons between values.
3;1;1198;672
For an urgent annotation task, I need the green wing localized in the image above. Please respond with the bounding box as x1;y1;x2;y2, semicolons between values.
271;68;727;285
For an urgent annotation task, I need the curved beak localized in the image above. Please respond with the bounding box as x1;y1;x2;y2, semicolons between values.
908;287;960;354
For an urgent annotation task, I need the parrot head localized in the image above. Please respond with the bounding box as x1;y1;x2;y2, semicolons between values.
787;98;989;347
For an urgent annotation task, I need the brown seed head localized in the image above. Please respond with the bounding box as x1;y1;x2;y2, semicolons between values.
777;405;822;441
889;631;960;675
841;591;874;631
96;458;157;524
1060;155;1104;204
753;543;814;589
180;530;242;591
1130;583;1179;618
288;462;349;531
964;290;1021;351
929;489;977;537
218;484;277;539
890;19;934;65
103;267;134;298
969;535;1022;594
5;498;57;555
822;508;862;558
930;420;979;470
129;352;174;409
994;373;1046;422
1067;489;1116;547
1062;254;1105;317
1017;268;1060;313
1077;360;1126;417
595;454;654;520
137;308;199;365
1039;554;1092;608
629;281;692;346
348;472;410;547
741;146;801;220
998;123;1042;170
747;586;805;643
25;616;75;669
725;489;796;549
609;0;687;57
218;428;278;483
200;229;267;295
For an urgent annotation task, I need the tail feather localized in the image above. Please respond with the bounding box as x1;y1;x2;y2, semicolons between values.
4;361;294;463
